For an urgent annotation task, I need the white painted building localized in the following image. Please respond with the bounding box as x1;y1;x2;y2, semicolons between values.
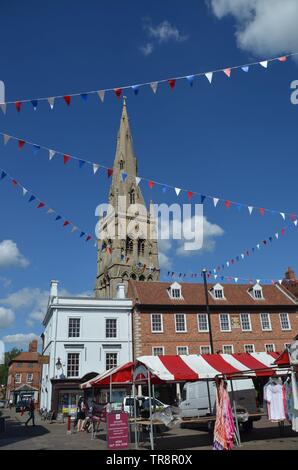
40;280;133;414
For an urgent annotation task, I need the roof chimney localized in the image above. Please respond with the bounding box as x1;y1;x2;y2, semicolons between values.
116;283;126;299
285;267;296;281
50;280;59;298
29;340;38;353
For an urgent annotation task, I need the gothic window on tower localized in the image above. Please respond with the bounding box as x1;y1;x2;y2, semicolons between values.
126;237;133;254
119;160;124;170
138;239;145;256
130;189;135;205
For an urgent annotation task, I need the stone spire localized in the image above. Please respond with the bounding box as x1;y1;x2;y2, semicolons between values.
95;100;160;298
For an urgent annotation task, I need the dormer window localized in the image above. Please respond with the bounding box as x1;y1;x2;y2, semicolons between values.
210;283;225;300
249;283;264;300
168;282;183;299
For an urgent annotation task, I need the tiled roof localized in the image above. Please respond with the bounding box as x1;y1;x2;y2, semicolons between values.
10;352;40;363
128;281;297;307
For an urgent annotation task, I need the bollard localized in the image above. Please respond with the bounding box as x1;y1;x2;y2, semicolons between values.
67;415;72;435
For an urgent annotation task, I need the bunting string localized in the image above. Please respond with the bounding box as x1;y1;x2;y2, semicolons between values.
0;52;296;113
0;166;95;246
165;270;284;286
1;129;298;223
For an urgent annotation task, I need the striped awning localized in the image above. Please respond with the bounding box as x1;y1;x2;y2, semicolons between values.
136;352;281;381
80;361;134;389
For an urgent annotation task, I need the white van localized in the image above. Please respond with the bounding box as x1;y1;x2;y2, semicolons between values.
180;379;260;430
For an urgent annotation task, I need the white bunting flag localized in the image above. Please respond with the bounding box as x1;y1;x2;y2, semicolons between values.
280;212;285;220
97;90;105;102
241;254;245;259
150;82;158;94
49;149;56;160
256;279;260;284
234;278;238;283
71;226;78;233
3;134;11;145
175;188;181;196
214;274;218;279
294;220;298;226
278;280;282;285
93;164;99;175
248;206;253;215
213;269;216;274
47;208;54;215
136;177;141;186
48;97;55;109
213;197;219;207
260;61;268;68
205;72;213;84
275;233;279;239
257;244;260;249
22;187;28;196
0;103;7;114
226;261;230;267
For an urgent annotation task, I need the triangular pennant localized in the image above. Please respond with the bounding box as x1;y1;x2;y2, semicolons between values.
0;171;7;180
225;200;231;209
131;85;140;95
187;191;193;200
64;95;71;106
29;195;36;203
234;278;238;283
168;79;176;90
55;215;62;221
3;134;11;145
63;154;70;165
150;82;158;94
63;220;70;227
223;68;231;77
241;66;249;72
37;202;45;209
80;231;85;238
260;61;268;68
49;149;56;160
114;88;122;99
107;168;113;178
175;187;181;196
121;172;127;182
278;279;283;285
278;56;287;62
280;212;285;220
80;93;88;101
18;140;25;150
97;90;105;102
22;187;28;196
47;208;54;214
201;195;206;204
205;72;213;84
248;206;253;214
135;177;141;186
31;100;38;110
15;101;22;112
275;233;279;239
257;244;260;249
290;213;297;221
281;228;285;235
12;179;17;187
78;160;85;169
71;226;78;233
226;261;230;267
241;254;245;259
0;103;7;114
213;197;219;207
294;220;298;226
148;180;154;189
48;97;55;109
93;164;99;175
259;207;265;216
86;235;92;242
186;75;194;87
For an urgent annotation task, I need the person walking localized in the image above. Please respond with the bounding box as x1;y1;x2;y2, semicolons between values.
77;397;87;432
25;399;36;426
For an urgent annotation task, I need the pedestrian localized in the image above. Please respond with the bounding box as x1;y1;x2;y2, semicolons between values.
25;399;36;426
76;397;87;432
9;399;13;410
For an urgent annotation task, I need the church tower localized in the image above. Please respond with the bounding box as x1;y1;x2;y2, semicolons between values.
95;99;160;298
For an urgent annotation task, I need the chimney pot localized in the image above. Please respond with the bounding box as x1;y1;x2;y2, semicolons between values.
116;283;126;299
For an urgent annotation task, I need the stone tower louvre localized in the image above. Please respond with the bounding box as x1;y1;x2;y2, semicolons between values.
95;100;160;298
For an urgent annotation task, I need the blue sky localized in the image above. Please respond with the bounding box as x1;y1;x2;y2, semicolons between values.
0;0;298;349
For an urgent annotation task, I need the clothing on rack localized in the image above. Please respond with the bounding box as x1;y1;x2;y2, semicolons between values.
289;371;298;432
263;377;286;422
213;380;236;451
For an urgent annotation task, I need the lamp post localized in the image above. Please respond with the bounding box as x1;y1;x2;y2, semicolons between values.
202;268;214;354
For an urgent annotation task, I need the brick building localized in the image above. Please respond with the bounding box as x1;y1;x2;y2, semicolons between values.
6;340;42;406
128;280;298;358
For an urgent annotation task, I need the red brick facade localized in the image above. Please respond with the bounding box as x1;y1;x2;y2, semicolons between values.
128;281;298;358
6;340;42;406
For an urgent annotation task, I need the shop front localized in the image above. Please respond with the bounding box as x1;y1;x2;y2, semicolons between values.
51;373;98;416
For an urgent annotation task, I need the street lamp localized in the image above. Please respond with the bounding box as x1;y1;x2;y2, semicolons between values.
202;268;214;354
55;358;65;379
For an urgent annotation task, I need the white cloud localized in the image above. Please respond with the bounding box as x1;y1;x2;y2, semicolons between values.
0;307;15;328
2;333;39;345
0;240;29;268
140;43;154;56
0;276;12;288
175;216;224;257
140;19;188;55
208;0;298;57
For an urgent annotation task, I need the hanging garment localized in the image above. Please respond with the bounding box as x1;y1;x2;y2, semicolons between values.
290;372;298;432
266;383;286;422
213;380;236;451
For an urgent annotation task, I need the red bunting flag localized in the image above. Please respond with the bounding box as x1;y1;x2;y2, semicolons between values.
15;101;22;112
114;88;122;99
64;96;71;106
149;180;155;189
223;68;231;77
290;213;297;221
18;140;26;150
63;220;70;227
225;200;231;208
12;179;17;186
259;207;265;216
86;235;92;241
64;154;70;165
168;79;176;90
278;56;287;62
107;168;113;178
187;191;193;200
37;202;45;209
281;228;285;235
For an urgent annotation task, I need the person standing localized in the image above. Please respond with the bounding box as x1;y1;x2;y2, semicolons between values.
25;399;36;426
77;397;87;432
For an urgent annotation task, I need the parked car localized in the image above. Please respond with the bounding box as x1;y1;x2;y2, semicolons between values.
15;400;30;413
180;378;261;431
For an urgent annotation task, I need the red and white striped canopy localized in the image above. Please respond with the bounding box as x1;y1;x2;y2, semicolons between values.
136;353;281;381
81;361;134;389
